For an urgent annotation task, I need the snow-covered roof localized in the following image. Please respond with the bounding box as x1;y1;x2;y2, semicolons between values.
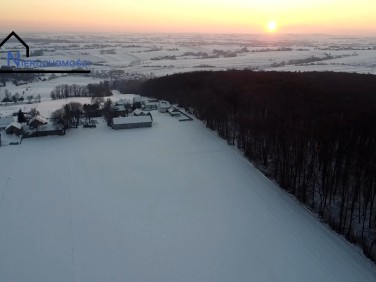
144;102;158;106
159;100;171;109
113;115;152;125
115;99;131;106
168;107;179;113
147;98;159;103
0;116;14;126
132;109;149;115
133;96;147;103
29;115;48;125
5;122;22;130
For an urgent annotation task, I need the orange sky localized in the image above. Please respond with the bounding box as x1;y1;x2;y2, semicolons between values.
0;0;375;34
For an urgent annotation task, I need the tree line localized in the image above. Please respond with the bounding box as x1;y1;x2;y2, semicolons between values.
111;79;147;94
50;97;103;132
141;70;376;261
1;89;41;104
50;81;112;100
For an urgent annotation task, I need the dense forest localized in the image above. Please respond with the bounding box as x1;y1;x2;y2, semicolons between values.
111;79;147;94
141;70;376;261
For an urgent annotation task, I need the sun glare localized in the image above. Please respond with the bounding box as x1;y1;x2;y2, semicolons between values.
267;21;278;33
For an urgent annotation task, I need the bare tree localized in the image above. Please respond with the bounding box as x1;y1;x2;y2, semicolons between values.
27;95;34;104
11;93;20;103
29;108;40;118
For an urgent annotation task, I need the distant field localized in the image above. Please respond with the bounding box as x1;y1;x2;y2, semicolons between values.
2;33;376;101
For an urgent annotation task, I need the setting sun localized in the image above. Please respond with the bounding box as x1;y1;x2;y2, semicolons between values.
267;21;278;33
1;1;376;35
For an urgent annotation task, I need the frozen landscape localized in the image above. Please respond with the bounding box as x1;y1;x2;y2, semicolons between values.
1;34;376;281
1;33;376;102
0;106;376;281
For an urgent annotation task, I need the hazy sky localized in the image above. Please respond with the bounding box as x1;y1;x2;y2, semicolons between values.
1;0;375;34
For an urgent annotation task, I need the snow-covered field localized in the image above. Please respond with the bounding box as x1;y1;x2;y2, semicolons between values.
0;90;135;118
1;111;376;282
2;33;376;101
1;33;376;281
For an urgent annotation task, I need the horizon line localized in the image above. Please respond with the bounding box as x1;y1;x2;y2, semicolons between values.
0;31;374;37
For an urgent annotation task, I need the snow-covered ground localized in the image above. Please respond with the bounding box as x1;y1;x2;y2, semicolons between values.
0;76;104;102
2;33;376;102
1;111;376;282
0;91;136;118
1;33;376;281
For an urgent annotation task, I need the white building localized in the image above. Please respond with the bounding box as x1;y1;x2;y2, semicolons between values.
159;100;171;113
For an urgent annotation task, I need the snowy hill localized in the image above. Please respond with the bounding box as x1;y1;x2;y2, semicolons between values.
1;111;376;282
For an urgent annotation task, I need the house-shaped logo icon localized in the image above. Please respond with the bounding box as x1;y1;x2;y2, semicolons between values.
0;31;29;57
0;31;90;74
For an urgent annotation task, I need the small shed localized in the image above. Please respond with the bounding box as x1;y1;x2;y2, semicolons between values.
5;122;23;135
133;109;148;116
112;115;152;130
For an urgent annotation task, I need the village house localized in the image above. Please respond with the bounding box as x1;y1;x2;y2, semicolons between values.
112;104;127;117
159;100;171;113
143;102;159;111
5;122;23;136
112;115;152;130
133;96;147;104
28;115;48;129
115;99;131;108
132;108;149;116
147;98;159;103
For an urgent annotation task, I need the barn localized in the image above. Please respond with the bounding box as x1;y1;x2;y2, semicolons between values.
112;115;152;130
5;122;23;136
